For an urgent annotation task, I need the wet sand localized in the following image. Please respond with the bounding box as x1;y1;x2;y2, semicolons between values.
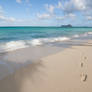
0;41;92;92
0;46;64;80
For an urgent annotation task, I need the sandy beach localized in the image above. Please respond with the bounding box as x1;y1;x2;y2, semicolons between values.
0;41;92;92
0;0;92;91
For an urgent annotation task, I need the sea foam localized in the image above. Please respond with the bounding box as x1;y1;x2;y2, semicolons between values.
0;31;92;53
0;37;71;52
87;32;92;35
0;41;28;52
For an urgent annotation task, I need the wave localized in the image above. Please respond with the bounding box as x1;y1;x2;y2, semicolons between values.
0;31;92;53
82;32;92;36
73;31;92;38
72;34;80;38
0;37;70;52
29;37;70;46
29;39;43;46
87;32;92;35
0;41;28;52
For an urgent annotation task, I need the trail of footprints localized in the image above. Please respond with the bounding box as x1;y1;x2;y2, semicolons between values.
80;56;87;82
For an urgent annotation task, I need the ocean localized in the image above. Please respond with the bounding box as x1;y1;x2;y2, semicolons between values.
0;27;92;53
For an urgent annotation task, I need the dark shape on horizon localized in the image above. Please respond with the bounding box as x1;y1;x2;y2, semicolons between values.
61;24;72;28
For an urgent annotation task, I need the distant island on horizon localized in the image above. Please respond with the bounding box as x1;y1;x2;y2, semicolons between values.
61;24;72;28
0;25;92;28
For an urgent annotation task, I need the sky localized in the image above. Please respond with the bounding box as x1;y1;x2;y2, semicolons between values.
0;0;92;26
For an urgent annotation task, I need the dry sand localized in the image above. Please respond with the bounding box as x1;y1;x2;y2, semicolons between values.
0;41;92;92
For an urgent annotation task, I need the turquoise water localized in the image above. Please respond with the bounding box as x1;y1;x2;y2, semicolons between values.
0;27;92;52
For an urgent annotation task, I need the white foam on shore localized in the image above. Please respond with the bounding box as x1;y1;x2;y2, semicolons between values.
29;39;43;46
80;32;92;37
0;37;71;52
73;34;80;38
47;37;70;42
72;31;92;38
0;41;28;52
29;37;70;46
0;31;92;53
88;32;92;35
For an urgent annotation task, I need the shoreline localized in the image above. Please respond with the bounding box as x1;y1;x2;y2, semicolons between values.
0;40;92;92
0;40;92;80
0;45;65;80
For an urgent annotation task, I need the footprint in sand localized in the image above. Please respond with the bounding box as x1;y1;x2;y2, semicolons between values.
80;56;87;67
84;56;87;63
84;56;87;60
80;62;84;67
80;56;88;82
80;73;87;82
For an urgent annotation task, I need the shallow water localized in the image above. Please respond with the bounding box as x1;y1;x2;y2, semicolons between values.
0;27;92;52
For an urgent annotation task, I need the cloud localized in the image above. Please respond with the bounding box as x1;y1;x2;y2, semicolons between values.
37;13;51;19
16;0;22;3
0;6;16;22
72;0;86;11
0;6;4;15
56;0;87;14
56;13;76;20
86;16;92;20
45;4;55;14
0;15;16;22
57;1;64;9
56;0;92;21
16;0;32;7
37;4;55;20
0;4;32;25
68;13;76;17
56;16;65;20
58;0;92;13
37;1;78;20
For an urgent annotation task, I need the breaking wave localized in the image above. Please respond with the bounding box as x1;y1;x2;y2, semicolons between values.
0;37;70;52
0;31;92;53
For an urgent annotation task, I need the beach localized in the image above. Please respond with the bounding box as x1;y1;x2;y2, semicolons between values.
1;0;92;91
0;40;92;92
